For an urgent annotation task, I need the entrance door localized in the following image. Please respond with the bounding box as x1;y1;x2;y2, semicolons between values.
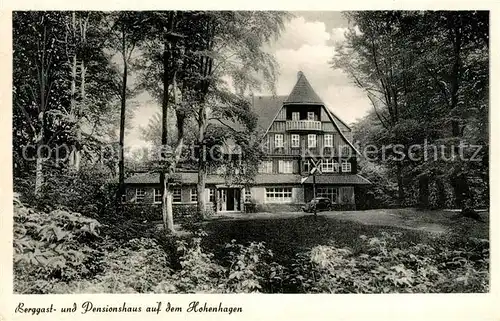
226;189;235;211
217;188;242;212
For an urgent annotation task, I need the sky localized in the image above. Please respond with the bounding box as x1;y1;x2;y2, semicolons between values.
126;11;372;149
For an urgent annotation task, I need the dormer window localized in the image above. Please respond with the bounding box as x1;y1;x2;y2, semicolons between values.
307;112;315;121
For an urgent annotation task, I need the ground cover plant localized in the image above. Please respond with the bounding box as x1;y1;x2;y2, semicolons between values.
13;198;489;294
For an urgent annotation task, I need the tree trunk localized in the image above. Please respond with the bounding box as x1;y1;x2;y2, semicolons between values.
162;176;175;233
197;164;207;218
418;174;429;209
396;164;405;206
160;12;176;233
196;107;207;219
118;26;128;201
436;178;447;209
74;57;85;171
161;36;171;233
69;50;78;169
34;132;44;197
68;12;78;170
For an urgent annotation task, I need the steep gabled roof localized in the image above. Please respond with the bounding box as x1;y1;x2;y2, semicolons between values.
251;95;287;132
284;71;324;105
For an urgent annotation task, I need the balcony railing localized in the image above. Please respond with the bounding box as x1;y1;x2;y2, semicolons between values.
286;120;322;131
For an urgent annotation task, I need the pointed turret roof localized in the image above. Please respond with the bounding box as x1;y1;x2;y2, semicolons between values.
284;71;324;105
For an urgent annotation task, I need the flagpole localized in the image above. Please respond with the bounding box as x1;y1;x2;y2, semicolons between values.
313;169;317;216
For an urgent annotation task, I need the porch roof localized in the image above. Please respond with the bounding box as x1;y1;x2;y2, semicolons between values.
125;172;371;186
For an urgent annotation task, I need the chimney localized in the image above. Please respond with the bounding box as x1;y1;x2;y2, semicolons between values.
297;70;304;80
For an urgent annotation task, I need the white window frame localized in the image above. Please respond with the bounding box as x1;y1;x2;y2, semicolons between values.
278;160;293;173
275;134;284;148
307;111;315;121
308;134;317;148
135;188;145;203
317;187;338;203
341;160;352;173
265;187;293;203
321;159;339;173
208;188;215;203
292;112;300;121
173;188;181;203
291;134;300;148
154;188;162;204
324;134;333;148
190;188;198;202
259;161;273;173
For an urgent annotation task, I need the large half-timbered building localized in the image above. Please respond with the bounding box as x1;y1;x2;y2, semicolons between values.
125;71;371;212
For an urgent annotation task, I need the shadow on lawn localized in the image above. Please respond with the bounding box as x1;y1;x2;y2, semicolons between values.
199;215;437;264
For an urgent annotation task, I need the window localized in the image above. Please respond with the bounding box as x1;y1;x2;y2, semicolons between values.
321;159;339;173
304;159;310;173
317;187;338;203
265;187;292;203
135;188;145;203
259;161;273;173
275;134;284;148
341;160;352;173
307;112;315;120
324;134;333;148
154;188;162;203
190;188;198;202
308;134;317;148
340;144;352;156
208;188;215;203
278;160;293;173
245;189;252;202
292;112;300;121
291;134;300;148
173;188;181;203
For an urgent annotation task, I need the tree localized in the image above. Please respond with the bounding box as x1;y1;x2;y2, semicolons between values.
333;11;488;214
185;11;288;217
108;11;150;201
13;12;72;196
138;11;288;222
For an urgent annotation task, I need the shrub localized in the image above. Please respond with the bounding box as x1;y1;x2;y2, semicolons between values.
224;240;275;293
173;205;198;219
51;237;172;294
154;231;279;294
14;165;117;218
285;232;489;293
13;200;102;293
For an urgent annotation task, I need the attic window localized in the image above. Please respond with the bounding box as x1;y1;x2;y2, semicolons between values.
307;112;315;121
292;112;300;121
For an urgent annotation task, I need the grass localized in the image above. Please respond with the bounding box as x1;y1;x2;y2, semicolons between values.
196;209;489;264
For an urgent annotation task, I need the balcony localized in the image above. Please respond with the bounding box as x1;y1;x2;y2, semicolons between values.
286;120;322;132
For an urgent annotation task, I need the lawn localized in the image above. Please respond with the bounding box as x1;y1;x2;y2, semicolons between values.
198;208;489;264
